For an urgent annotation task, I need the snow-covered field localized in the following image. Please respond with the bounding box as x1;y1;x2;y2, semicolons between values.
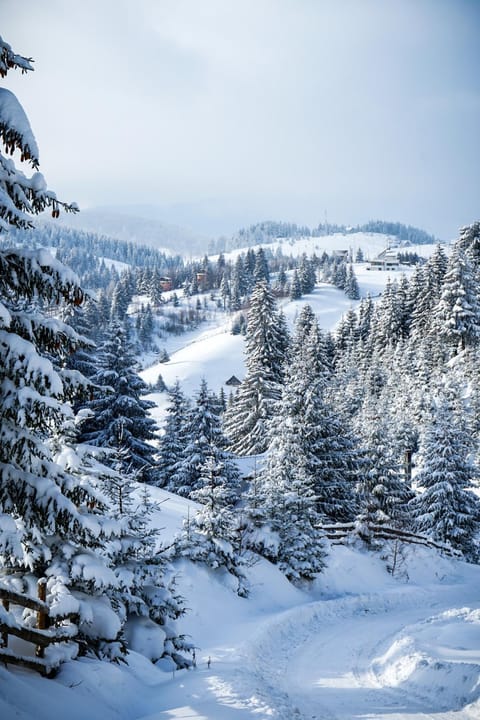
215;231;446;264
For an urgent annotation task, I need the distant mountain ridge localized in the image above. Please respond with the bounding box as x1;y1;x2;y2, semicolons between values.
38;204;439;258
53;205;208;257
210;219;438;254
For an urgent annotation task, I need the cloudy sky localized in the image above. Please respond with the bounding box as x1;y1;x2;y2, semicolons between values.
3;0;479;239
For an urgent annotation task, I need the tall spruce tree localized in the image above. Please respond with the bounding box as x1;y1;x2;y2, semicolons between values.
223;281;288;455
0;35;192;667
356;403;412;528
78;320;158;483
171;379;239;499
157;380;191;490
409;395;480;559
432;243;480;356
0;38;141;659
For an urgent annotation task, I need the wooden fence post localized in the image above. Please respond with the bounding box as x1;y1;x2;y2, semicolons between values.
1;598;9;647
36;578;48;658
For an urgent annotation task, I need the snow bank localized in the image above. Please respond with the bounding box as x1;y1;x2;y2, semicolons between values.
372;607;480;711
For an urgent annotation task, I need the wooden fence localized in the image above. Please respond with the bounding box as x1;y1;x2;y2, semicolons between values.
319;521;462;557
0;580;79;677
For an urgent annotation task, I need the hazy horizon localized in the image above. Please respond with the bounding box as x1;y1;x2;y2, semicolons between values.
3;0;479;241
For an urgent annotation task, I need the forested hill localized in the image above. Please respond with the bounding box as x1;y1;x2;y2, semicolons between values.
212;219;438;254
17;207;437;258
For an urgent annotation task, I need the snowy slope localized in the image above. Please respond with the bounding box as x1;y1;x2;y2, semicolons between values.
2;483;479;720
215;231;446;263
140;234;429;417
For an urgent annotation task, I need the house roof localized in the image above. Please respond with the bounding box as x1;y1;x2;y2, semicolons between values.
225;375;242;386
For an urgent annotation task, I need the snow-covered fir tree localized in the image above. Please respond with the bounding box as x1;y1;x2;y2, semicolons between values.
78;320;159;483
356;402;413;530
0;38;192;666
223;281;288;455
171;379;239;499
175;454;247;596
345;263;360;300
245;315;328;581
157;380;191;490
432;243;480;356
409;393;480;560
0;38;128;658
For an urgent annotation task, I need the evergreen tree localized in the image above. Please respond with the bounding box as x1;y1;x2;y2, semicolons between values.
410;395;480;559
172;379;239;499
176;453;247;596
223;281;288;455
290;269;302;300
299;253;316;294
79;320;158;483
356;405;412;528
220;272;230;310
247;413;327;583
456;221;480;271
332;260;347;290
345;264;360;300
254;247;270;284
432;243;480;355
0;37;135;658
156;381;191;489
0;35;191;661
110;272;134;320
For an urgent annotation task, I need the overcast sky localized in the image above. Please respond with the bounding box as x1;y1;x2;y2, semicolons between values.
3;0;479;239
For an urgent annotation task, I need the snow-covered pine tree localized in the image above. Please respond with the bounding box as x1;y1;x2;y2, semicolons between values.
432;242;480;356
299;321;359;523
176;454;247;596
245;314;330;581
456;221;480;272
0;37;78;227
247;414;327;583
0;37;131;658
0;36;190;666
254;247;270;284
409;394;480;560
171;379;239;499
289;269;302;300
78;319;159;483
223;281;288;455
345;263;360;300
298;253;316;294
356;402;413;530
157;380;191;490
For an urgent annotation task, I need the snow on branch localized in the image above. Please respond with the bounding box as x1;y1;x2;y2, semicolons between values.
0;36;33;78
0;88;39;165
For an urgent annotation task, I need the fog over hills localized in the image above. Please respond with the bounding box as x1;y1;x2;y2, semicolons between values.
53;203;440;259
54;205;209;257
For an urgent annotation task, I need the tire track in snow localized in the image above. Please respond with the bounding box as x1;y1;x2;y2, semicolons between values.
237;586;476;720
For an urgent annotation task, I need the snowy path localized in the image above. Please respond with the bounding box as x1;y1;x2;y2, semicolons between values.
245;587;480;720
145;583;480;720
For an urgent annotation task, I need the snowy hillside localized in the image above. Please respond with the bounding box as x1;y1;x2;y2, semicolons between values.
139;231;438;409
215;231;445;263
2;483;479;720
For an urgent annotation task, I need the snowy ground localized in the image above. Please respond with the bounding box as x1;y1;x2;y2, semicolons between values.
2;488;479;720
